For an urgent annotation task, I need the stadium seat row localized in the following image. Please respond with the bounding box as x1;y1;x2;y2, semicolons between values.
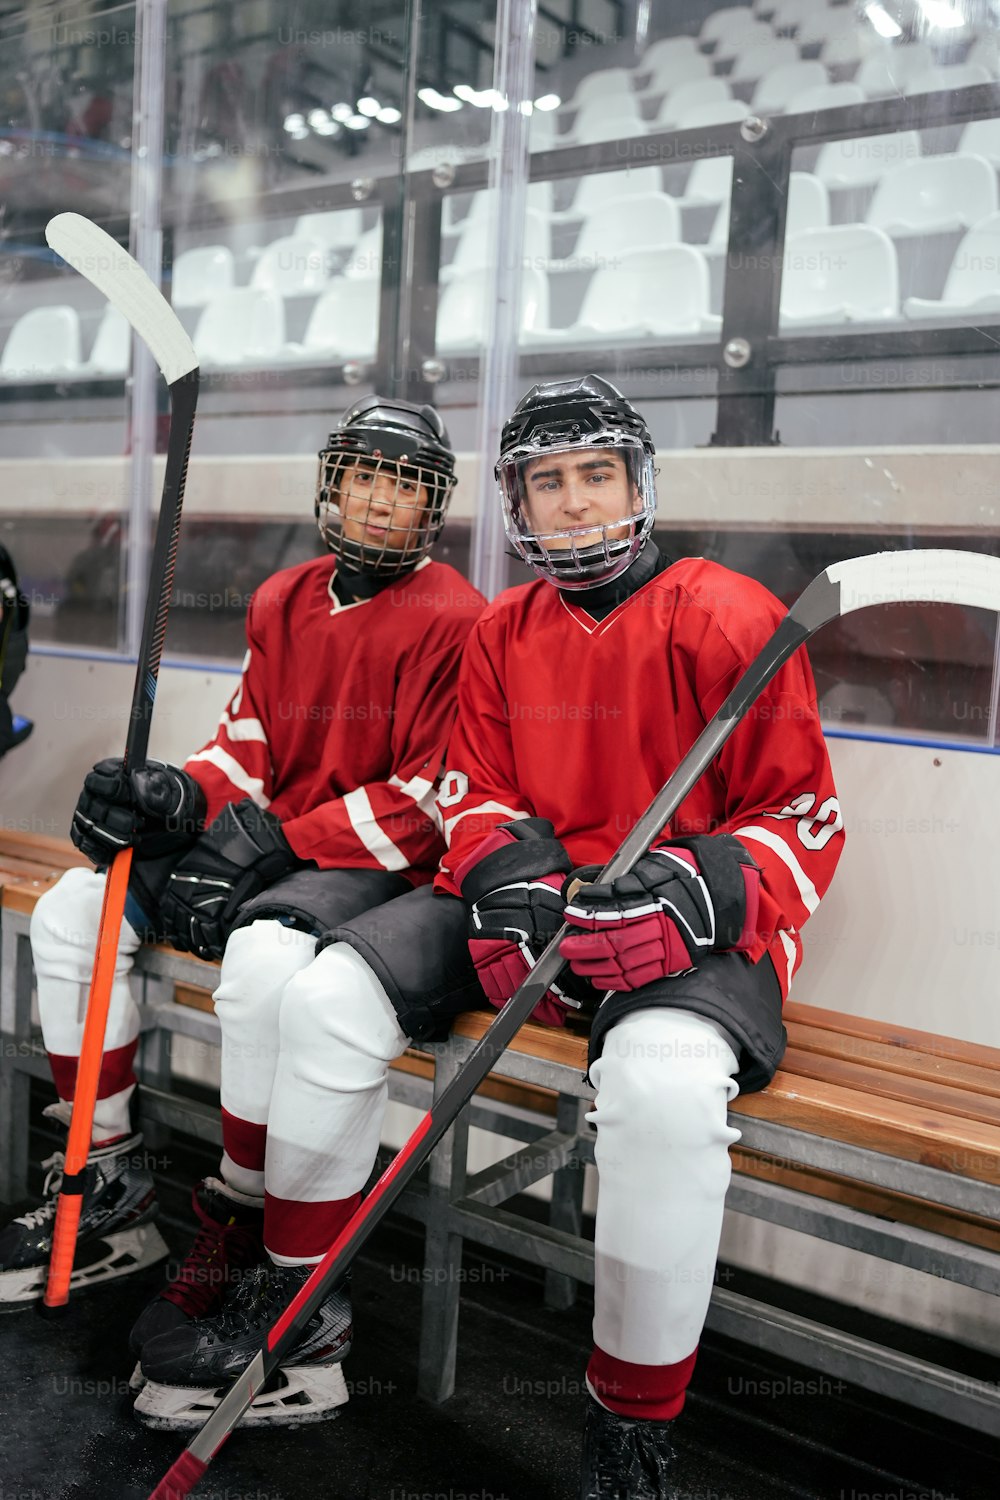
6;215;998;381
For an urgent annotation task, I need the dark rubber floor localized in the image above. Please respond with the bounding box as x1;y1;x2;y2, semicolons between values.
1;1122;997;1500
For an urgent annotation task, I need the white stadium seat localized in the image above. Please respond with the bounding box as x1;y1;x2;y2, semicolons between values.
966;36;1000;78
903;64;992;95
293;209;364;250
436;267;550;351
563;100;646;146
819;31;867;71
285;278;380;361
541;246;719;340
551;193;681;271
170;245;235;308
958;117;1000;166
552;167;664;222
343;224;383;280
701;7;766;49
708;170;828;253
654;78;732;129
770;0;816;31
0;305;81;378
443;208;550;281
193;288;285;366
680;99;751;129
751;60;828;113
855;43;936;98
731;38;801;83
779;224;900;328
86;306;130;376
635;50;712;98
529;108;560;151
797;9;859;50
445;183;555;237
785;81;865;115
866;153;997;236
250;235;328;295
904;212;1000;319
563;67;636;114
678;155;735;207
637;37;702;75
815;130;921;190
708;19;773;61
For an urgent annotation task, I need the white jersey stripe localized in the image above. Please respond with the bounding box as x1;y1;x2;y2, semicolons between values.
732;824;819;915
443;802;526;841
343;786;410;871
389;771;443;832
186;746;271;808
777;929;799;991
219;714;268;743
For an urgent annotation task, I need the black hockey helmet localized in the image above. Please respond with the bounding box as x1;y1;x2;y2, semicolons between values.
496;376;657;590
316;395;457;574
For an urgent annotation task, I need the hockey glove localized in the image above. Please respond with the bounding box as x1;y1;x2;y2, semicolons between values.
560;833;761;992
71;757;207;867
159;799;298;960
456;818;579;1027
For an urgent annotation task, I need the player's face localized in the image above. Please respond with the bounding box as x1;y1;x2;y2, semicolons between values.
336;459;432;554
520;449;640;549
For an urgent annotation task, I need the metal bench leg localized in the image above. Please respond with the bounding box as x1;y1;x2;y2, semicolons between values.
545;1093;587;1312
418;1048;470;1404
0;919;37;1203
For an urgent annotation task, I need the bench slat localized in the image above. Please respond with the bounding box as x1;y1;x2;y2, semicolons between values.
784;1001;1000;1073
733;1076;1000;1186
780;1045;1000;1129
784;1021;1000;1102
0;831;83;867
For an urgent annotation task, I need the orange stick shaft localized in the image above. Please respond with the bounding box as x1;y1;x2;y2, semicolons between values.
44;846;134;1308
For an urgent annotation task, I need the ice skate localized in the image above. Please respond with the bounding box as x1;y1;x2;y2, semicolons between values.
0;1103;168;1307
580;1393;678;1500
134;1260;351;1429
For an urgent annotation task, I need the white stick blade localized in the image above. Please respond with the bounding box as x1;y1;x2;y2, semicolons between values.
45;212;197;385
829;549;1000;617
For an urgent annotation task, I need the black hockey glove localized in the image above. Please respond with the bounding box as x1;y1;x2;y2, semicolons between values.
158;799;298;960
455;817;583;1027
71;757;207;868
560;832;761;993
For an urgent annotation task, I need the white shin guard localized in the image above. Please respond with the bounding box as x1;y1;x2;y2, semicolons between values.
587;1007;742;1368
265;941;410;1220
31;867;144;1140
212;920;318;1197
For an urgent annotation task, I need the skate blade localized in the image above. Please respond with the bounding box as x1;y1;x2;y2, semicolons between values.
0;1222;170;1307
129;1361;146;1395
133;1361;349;1430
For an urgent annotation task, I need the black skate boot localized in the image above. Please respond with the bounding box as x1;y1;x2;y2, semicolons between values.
580;1393;679;1500
128;1177;265;1385
133;1259;352;1429
0;1102;168;1307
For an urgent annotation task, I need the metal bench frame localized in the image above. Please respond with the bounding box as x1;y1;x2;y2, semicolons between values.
3;898;1000;1436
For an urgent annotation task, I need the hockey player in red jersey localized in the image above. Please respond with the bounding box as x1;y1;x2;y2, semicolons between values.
134;375;842;1479
0;399;484;1406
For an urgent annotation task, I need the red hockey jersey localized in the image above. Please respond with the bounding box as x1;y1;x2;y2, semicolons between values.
184;555;485;882
434;558;844;995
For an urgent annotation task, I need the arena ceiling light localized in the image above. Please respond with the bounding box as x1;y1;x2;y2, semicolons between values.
453;84;509;110
418;86;462;111
331;102;354;122
377;105;402;124
534;93;561;110
864;3;903;37
282;112;306;133
357;96;381;117
343;114;371;130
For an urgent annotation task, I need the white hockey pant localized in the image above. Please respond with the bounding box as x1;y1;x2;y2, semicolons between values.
588;1007;741;1367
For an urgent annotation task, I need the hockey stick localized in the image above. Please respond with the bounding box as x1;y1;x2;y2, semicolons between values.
41;213;199;1311
150;547;1000;1498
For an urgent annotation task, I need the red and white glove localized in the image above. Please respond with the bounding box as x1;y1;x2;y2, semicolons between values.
455;818;578;1027
559;833;761;993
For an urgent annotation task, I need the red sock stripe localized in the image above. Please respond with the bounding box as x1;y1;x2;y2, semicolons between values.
587;1344;699;1422
220;1108;267;1173
264;1189;363;1262
48;1042;136;1103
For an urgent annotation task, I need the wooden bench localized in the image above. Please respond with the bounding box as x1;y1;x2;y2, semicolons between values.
2;845;1000;1437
